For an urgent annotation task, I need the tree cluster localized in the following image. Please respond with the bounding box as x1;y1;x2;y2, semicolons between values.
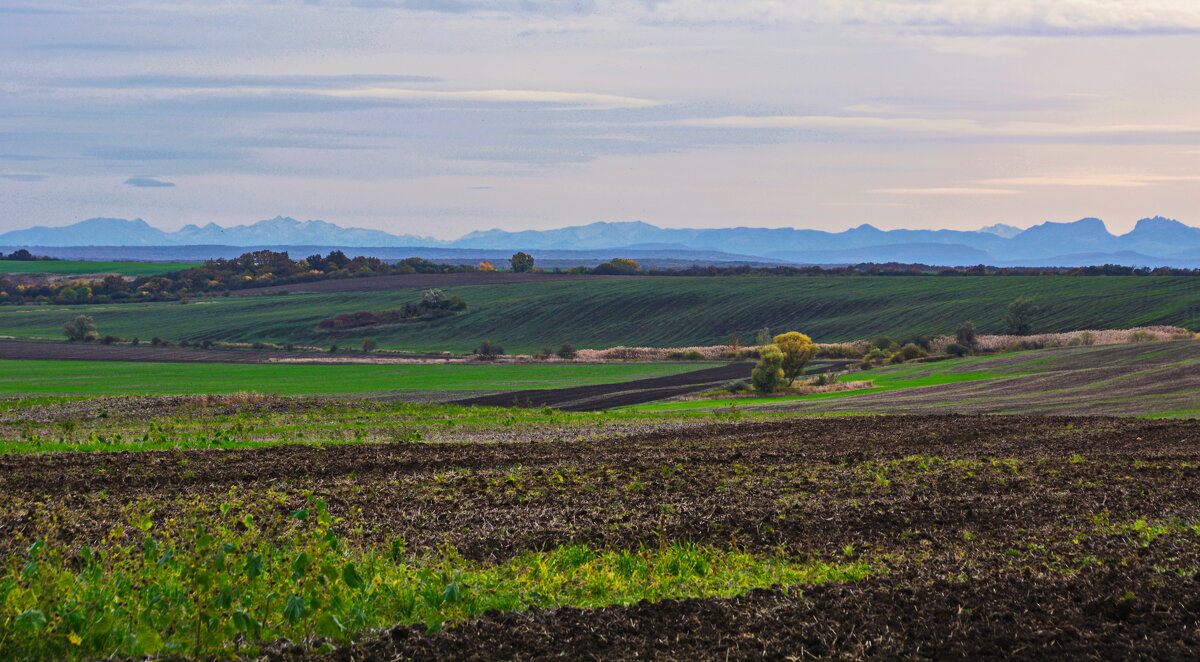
0;250;478;306
317;289;466;331
0;249;56;261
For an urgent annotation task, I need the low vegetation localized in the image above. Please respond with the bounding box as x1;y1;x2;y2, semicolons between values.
317;289;466;331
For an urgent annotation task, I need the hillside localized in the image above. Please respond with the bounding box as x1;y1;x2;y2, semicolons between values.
0;275;1197;352
746;340;1200;417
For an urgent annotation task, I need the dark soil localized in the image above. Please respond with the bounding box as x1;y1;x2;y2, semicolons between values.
310;565;1200;661
453;362;754;410
8;414;1200;660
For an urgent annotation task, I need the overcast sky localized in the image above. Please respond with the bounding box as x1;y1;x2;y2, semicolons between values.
3;1;1200;238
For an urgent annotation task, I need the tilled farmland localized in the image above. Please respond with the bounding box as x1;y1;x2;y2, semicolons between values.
2;409;1199;660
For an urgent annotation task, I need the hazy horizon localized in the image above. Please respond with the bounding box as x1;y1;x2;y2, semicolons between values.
4;1;1200;237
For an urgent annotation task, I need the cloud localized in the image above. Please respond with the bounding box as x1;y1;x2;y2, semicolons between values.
234;0;1200;35
124;177;175;187
980;174;1200;187
661;114;1200;141
67;74;440;88
871;187;1021;196
0;174;45;182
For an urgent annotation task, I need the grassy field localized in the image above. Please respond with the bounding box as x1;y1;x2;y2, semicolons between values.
630;340;1200;417
0;359;714;398
0;259;199;276
1;275;1199;352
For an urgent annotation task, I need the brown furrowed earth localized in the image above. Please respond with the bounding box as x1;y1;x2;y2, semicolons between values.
452;362;754;410
4;410;1200;659
232;272;631;296
757;340;1200;416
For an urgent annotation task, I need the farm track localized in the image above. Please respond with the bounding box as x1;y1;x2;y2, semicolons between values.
7;414;1200;659
452;362;754;410
232;272;630;296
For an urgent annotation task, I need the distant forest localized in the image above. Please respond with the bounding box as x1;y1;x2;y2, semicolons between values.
3;249;1200;306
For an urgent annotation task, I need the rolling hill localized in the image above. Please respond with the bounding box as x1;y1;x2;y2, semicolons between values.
0;275;1197;352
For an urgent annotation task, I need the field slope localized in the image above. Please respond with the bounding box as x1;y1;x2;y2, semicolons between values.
637;340;1200;417
1;275;1199;352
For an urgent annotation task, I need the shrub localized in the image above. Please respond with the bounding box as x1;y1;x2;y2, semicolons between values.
946;343;970;357
1130;330;1157;342
476;339;504;359
751;345;785;394
724;379;748;394
1004;297;1041;336
955;320;977;348
361;337;378;352
534;346;554;360
903;335;932;350
871;335;897;351
62;315;98;342
817;343;864;359
99;335;120;345
1078;331;1096;346
179;339;191;347
200;339;213;349
150;337;164;347
899;343;928;361
130;337;140;346
510;252;535;273
889;352;906;364
556;342;577;360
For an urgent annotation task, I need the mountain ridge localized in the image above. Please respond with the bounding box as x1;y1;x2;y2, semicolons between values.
3;215;1200;267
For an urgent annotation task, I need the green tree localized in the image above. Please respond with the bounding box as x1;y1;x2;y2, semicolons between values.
556;342;577;359
476;339;504;358
773;331;818;386
955;320;977;349
510;252;535;273
751;345;785;394
62;315;97;342
1004;298;1041;336
360;337;377;352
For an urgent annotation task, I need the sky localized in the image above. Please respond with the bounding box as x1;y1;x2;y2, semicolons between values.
3;1;1200;239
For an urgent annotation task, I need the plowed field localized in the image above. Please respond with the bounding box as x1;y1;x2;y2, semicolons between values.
4;410;1200;660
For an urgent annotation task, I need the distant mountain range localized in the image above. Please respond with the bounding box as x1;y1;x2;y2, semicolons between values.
5;215;1200;267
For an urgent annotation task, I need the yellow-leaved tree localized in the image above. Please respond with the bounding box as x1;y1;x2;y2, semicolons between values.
773;331;818;386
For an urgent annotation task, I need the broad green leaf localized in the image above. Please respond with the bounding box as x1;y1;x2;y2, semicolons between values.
15;609;47;632
342;563;364;589
231;610;258;633
244;554;262;578
283;595;306;623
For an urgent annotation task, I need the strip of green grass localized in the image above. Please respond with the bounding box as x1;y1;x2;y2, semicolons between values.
0;359;716;397
622;364;1002;412
0;260;198;276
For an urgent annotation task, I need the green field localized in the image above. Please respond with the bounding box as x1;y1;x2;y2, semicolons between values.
0;359;712;398
0;259;199;276
2;275;1198;352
